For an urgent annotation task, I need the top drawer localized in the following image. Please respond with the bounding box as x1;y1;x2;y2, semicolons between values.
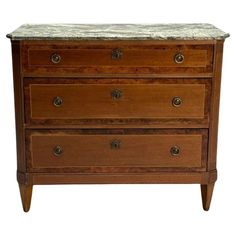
21;41;214;76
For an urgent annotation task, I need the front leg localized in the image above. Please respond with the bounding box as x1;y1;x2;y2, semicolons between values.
19;184;33;212
201;183;215;211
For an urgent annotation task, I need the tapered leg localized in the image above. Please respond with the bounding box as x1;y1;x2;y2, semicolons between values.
19;184;33;212
201;183;215;211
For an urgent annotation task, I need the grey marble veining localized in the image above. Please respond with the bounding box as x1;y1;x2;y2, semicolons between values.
7;24;229;40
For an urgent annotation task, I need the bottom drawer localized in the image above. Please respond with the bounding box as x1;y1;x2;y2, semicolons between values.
27;130;207;170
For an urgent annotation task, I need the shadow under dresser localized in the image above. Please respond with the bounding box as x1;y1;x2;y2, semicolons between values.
7;24;229;212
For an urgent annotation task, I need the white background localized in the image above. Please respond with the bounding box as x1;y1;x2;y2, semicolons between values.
0;0;235;235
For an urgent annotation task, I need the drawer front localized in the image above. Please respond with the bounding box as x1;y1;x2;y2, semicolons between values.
22;42;213;76
26;83;207;122
28;130;206;169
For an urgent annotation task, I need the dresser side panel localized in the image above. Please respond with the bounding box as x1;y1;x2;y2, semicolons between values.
208;40;224;170
11;41;26;173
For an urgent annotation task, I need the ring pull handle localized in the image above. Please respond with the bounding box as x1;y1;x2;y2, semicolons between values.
110;139;121;150
172;97;182;107
53;96;63;107
111;48;123;60
53;146;63;156
174;53;184;64
51;53;61;64
170;146;180;156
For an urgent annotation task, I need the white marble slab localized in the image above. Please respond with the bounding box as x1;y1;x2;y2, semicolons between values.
7;24;229;40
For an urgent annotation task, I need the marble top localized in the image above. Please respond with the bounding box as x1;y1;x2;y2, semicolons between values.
7;24;229;40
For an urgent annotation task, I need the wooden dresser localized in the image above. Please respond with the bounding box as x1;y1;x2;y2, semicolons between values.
7;24;229;212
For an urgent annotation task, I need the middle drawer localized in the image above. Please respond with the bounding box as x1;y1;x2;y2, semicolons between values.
24;78;210;126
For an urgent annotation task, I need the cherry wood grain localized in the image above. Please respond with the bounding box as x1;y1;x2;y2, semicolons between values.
28;48;208;67
24;78;211;127
11;41;26;172
28;84;206;119
31;170;217;185
30;134;202;168
17;169;217;184
26;129;208;172
207;41;224;171
21;41;214;76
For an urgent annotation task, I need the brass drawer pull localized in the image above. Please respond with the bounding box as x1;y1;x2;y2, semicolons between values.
53;146;63;156
111;48;123;60
174;53;184;64
110;139;121;149
170;146;180;156
51;53;61;64
172;97;182;107
111;89;122;100
53;96;63;107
